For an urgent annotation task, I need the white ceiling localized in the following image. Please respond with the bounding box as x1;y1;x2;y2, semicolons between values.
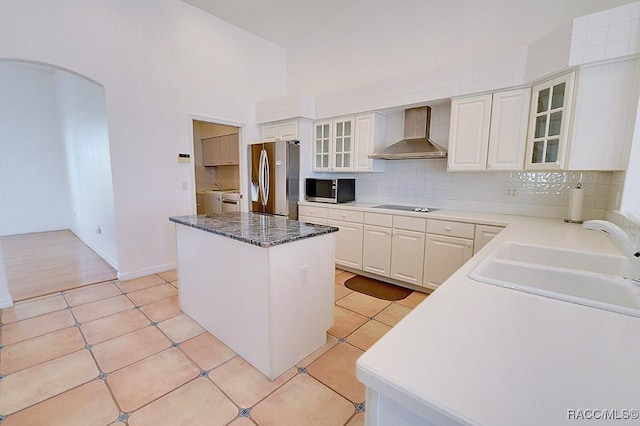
181;0;360;48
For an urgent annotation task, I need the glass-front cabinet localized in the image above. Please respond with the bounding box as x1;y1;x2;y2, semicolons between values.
313;117;355;172
525;72;575;170
332;118;353;171
314;121;331;170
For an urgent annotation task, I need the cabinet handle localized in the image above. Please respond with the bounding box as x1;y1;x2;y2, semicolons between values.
341;214;346;217
445;227;452;231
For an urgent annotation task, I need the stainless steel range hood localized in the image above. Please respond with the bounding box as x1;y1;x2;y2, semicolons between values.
369;106;447;160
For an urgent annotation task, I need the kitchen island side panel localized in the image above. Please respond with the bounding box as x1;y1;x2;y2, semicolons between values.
268;233;335;376
175;224;272;376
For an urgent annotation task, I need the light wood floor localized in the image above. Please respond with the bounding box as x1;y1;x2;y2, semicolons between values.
1;230;117;301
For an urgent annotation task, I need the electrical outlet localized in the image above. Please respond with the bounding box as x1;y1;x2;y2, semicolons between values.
504;187;518;198
300;266;309;284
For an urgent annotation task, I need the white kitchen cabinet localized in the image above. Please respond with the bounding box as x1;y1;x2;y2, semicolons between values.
261;120;298;142
313;113;386;172
329;219;363;269
298;216;328;225
391;229;425;286
448;88;530;171
526;60;640;171
487;88;531;170
202;134;239;166
525;72;575;170
473;224;504;255
423;234;473;289
447;94;492;171
313;117;355;171
354;113;386;172
363;225;392;277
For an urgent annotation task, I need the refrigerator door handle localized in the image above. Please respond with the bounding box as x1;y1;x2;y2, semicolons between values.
259;149;269;207
263;151;270;205
258;149;264;204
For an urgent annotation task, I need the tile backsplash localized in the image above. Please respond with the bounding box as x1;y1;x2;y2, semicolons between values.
340;161;623;219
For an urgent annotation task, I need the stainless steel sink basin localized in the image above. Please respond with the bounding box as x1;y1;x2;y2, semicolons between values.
469;241;640;317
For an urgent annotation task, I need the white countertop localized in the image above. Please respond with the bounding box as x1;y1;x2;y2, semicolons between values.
298;200;515;227
355;215;640;425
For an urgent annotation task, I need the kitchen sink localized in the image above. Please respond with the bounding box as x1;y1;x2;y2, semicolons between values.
487;242;631;276
469;241;640;317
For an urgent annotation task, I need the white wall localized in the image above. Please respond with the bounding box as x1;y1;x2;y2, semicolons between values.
55;70;119;269
0;241;12;308
286;0;637;96
621;94;640;213
0;63;71;235
0;0;287;279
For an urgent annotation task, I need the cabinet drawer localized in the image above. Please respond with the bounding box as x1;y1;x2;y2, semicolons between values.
392;215;427;232
328;208;364;223
298;205;328;219
427;220;475;239
298;215;328;225
364;212;392;227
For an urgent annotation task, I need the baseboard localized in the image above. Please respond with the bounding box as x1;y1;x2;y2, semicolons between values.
0;297;14;309
69;228;120;272
117;262;177;281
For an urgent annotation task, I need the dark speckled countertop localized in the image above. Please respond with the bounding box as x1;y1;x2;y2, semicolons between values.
169;212;338;248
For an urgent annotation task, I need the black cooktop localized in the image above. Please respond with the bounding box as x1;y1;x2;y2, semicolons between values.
371;204;438;213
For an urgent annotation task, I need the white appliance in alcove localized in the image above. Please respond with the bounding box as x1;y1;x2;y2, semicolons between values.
204;190;225;214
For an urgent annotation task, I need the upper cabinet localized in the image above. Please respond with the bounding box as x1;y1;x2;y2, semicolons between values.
447;88;531;172
313;113;385;172
525;72;575;170
261;120;298;142
525;58;639;171
313;113;386;172
202;133;239;166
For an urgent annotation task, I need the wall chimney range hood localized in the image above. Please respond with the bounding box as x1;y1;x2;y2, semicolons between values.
369;106;447;160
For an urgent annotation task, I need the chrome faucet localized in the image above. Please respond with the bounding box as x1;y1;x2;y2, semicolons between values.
583;220;640;281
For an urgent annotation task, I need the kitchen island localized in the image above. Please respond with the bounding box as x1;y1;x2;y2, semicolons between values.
170;212;338;380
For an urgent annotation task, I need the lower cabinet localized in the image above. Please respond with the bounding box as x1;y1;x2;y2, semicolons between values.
390;229;425;286
474;225;504;255
423;234;473;289
329;219;364;269
363;225;392;277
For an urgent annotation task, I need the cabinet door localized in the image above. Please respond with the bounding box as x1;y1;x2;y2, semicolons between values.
202;137;221;166
261;124;277;142
354;114;375;172
278;121;298;140
473;225;503;255
332;117;355;171
329;219;363;269
447;94;492;171
487;88;531;171
363;225;392;277
423;234;473;289
391;229;425;285
525;72;575;170
313;121;332;171
224;134;239;165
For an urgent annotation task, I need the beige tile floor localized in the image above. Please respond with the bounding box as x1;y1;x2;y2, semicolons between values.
0;268;428;425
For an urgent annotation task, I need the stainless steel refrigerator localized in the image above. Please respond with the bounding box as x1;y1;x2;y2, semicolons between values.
250;140;300;219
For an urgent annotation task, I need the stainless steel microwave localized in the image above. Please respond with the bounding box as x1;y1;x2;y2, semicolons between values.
305;178;355;203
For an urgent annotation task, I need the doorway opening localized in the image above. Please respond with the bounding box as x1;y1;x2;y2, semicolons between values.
0;60;118;301
192;119;241;214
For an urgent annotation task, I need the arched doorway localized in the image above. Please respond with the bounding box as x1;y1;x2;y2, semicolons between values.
0;60;118;301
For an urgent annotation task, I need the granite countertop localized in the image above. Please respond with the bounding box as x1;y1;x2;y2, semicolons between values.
169;212;338;248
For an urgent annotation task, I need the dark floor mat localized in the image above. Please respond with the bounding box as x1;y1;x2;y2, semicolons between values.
345;275;412;301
